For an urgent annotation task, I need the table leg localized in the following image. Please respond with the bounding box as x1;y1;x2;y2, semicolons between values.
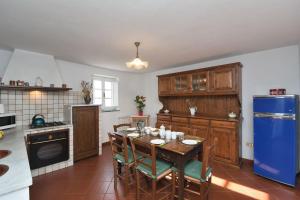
177;162;185;200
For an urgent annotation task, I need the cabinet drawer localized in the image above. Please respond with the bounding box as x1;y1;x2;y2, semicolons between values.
156;120;171;129
157;115;171;121
171;123;190;134
190;118;209;126
172;116;189;123
211;120;236;128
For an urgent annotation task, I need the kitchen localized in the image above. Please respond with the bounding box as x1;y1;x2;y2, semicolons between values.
0;1;300;200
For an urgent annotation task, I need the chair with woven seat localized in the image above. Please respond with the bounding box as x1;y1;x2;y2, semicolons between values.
108;132;136;195
130;138;173;200
172;138;217;200
113;123;132;132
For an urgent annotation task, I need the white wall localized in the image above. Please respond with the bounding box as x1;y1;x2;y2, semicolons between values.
143;45;300;160
3;49;63;86
0;49;12;78
56;60;144;142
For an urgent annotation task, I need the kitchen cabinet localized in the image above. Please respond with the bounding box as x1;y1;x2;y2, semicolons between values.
190;118;209;141
172;123;191;135
72;106;99;161
157;62;241;96
192;72;209;93
156;114;171;129
156;114;241;167
171;74;192;93
209;65;237;93
210;120;239;166
158;76;171;95
171;116;190;135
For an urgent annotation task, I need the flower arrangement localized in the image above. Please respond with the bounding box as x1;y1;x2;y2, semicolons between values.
134;95;146;115
81;81;92;104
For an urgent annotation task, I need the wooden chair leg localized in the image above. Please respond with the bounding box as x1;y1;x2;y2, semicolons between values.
172;171;176;200
152;179;156;200
136;170;141;200
124;165;129;195
113;160;118;190
200;183;209;200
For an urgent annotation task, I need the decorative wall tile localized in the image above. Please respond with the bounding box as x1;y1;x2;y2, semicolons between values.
0;90;84;125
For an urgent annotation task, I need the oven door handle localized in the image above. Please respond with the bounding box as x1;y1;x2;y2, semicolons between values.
29;138;67;145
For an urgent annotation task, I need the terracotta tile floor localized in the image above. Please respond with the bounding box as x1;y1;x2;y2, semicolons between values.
30;145;300;200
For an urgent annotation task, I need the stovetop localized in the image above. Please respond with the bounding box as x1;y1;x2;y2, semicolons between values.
30;121;66;129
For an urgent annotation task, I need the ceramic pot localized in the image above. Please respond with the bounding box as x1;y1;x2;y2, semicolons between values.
84;96;91;104
138;110;143;116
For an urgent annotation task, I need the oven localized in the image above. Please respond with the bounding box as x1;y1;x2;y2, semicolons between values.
27;129;69;169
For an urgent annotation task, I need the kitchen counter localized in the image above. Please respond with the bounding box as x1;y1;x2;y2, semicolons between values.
0;127;32;197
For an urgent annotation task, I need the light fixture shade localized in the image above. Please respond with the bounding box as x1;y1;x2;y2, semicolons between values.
126;41;149;70
126;58;149;70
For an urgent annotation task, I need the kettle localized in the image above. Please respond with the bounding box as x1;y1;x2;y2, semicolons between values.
32;114;45;126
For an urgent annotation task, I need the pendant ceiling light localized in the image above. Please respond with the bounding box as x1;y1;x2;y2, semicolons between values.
126;42;149;70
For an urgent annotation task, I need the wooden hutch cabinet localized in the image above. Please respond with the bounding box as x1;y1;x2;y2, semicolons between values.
156;62;242;167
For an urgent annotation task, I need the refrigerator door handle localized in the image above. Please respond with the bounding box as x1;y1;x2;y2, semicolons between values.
254;113;295;120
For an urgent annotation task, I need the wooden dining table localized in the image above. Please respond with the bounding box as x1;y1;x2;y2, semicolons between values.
116;130;205;200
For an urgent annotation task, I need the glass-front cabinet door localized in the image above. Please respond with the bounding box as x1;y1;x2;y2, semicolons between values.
172;74;192;93
192;72;208;92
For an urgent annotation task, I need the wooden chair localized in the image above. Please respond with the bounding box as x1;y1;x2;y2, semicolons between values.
130;138;173;200
108;132;135;195
113;123;132;132
172;138;217;200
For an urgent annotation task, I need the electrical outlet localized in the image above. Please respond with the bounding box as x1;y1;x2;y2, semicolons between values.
246;142;254;148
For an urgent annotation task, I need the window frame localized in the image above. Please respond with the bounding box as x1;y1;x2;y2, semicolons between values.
92;75;119;111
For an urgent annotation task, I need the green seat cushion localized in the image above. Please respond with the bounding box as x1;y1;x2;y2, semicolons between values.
184;160;212;182
114;146;141;164
136;158;172;179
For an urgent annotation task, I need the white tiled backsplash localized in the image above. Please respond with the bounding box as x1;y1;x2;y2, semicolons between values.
0;90;84;125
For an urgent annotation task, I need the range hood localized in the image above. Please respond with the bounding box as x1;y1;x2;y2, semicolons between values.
3;49;63;87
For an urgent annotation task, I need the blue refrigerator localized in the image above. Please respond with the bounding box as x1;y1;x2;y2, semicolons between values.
253;95;299;186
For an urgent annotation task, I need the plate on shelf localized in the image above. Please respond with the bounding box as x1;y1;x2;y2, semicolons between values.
150;139;165;145
127;133;140;137
127;128;136;131
182;139;198;145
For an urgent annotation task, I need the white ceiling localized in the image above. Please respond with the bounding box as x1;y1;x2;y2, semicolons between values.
0;0;300;72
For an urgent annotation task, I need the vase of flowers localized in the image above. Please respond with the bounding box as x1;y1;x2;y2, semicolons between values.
134;95;146;116
81;81;92;104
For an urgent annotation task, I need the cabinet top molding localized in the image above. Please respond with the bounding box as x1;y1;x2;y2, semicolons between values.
157;62;242;77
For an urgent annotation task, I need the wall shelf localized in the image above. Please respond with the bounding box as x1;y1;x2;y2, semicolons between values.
0;85;72;91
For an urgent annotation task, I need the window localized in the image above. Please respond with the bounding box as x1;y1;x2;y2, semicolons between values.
93;75;119;111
